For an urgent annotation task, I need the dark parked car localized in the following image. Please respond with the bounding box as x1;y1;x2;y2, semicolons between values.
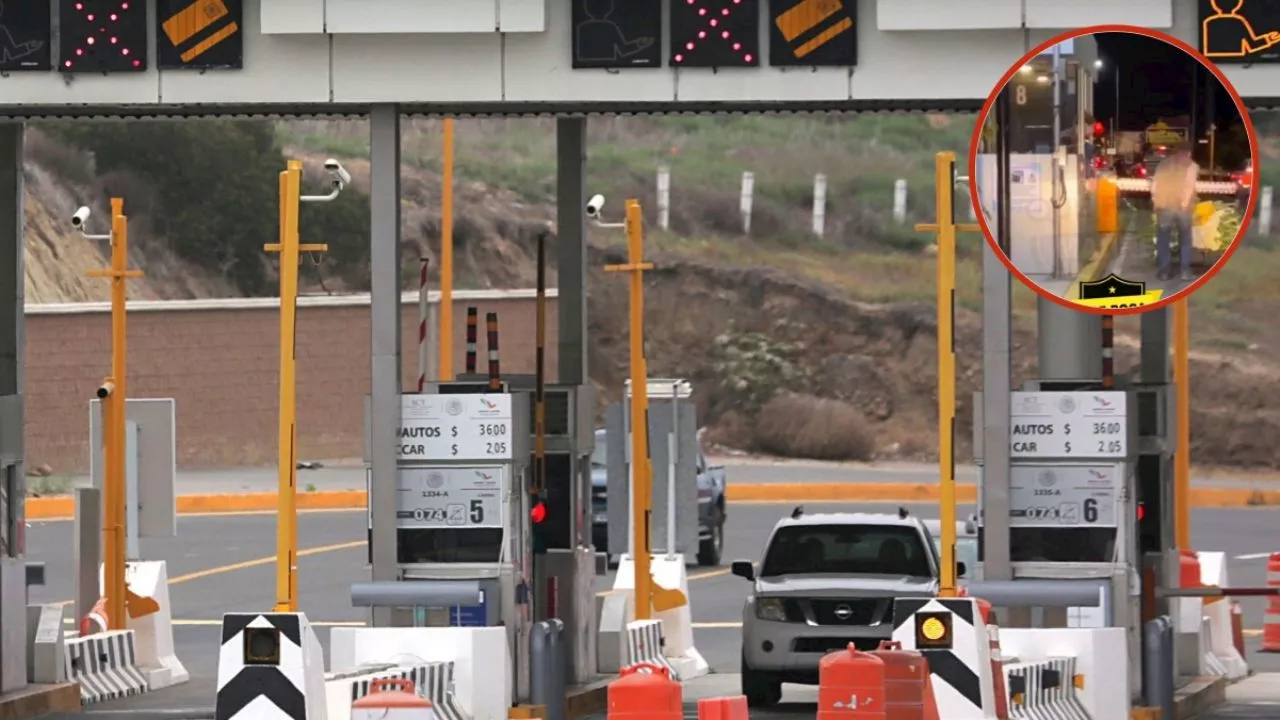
591;428;727;566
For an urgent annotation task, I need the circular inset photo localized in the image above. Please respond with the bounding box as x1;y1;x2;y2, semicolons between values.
970;25;1259;315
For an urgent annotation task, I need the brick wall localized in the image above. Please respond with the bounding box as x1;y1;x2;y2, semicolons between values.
24;291;559;472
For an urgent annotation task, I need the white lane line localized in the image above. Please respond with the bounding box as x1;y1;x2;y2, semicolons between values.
1234;552;1275;561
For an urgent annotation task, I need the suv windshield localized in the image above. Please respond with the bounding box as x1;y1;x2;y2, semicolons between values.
760;524;932;578
591;436;607;468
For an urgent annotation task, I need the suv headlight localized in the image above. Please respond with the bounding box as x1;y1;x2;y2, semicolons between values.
755;598;787;622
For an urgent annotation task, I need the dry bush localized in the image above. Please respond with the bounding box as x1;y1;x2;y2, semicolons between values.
753;392;875;462
702;410;756;451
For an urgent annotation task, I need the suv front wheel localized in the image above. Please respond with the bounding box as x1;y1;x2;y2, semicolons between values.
741;654;782;707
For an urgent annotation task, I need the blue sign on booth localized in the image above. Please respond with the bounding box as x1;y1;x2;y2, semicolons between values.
450;590;487;627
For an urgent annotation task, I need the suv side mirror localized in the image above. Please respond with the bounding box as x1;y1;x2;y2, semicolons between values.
731;560;755;581
956;561;968;578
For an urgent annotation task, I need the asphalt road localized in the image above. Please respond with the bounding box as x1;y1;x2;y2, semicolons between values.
28;502;1280;717
89;457;1280;494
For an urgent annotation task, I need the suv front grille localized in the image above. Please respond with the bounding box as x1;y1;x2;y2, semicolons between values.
809;599;884;626
794;636;884;653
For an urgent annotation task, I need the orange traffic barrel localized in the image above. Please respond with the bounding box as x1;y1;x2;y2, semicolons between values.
79;597;109;637
608;663;682;720
1261;553;1280;652
696;695;748;720
351;678;433;720
869;640;932;720
818;644;886;720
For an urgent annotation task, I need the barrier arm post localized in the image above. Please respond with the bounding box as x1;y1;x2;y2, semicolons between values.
265;160;332;612
438;118;455;380
914;152;981;598
85;198;144;628
604;200;657;619
1172;299;1191;548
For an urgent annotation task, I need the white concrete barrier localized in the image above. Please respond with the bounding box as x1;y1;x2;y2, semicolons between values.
611;554;709;680
595;591;631;674
1198;550;1248;679
122;560;188;689
27;603;67;684
215;612;327;720
329;626;509;720
624;619;678;679
999;627;1128;720
63;630;149;705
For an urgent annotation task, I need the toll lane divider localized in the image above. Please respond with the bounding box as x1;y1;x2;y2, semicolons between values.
24;482;1280;520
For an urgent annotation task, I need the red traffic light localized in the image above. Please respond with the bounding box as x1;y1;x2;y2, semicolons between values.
531;501;547;524
1093;121;1105;138
1137;502;1145;521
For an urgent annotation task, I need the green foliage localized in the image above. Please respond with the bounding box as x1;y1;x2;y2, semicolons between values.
45;120;371;295
709;321;810;414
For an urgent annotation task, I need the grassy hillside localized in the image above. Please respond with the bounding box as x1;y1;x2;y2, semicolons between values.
17;113;1280;469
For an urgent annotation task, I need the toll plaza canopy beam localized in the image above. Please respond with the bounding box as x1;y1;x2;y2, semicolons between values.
350;581;482;608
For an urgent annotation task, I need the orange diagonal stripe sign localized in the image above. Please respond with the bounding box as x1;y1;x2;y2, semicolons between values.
774;0;852;58
162;0;239;63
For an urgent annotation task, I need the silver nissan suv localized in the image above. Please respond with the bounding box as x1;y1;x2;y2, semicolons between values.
731;507;955;707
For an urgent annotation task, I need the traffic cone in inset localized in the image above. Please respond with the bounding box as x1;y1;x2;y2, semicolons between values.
1259;553;1280;652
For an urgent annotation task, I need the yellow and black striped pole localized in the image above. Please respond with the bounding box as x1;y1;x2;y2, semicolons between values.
915;152;981;598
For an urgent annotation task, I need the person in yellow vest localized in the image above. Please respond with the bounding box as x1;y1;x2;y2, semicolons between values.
1149;140;1198;281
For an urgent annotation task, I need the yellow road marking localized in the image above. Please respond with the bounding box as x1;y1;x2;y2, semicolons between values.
28;507;364;524
52;540;366;607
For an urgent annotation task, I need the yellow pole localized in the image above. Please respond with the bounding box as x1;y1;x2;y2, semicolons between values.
604;200;656;619
263;160;326;612
914;153;980;598
86;199;142;629
1173;299;1191;548
438;118;456;380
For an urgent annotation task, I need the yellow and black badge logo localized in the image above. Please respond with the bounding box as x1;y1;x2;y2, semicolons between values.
914;611;952;650
1076;274;1164;310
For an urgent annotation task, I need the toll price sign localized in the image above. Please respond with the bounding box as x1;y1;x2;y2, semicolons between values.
1008;464;1120;529
396;466;504;530
399;394;513;461
1010;391;1128;460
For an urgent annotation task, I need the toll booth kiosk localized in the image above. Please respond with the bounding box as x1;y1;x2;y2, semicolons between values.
364;389;532;701
449;374;599;683
973;385;1145;697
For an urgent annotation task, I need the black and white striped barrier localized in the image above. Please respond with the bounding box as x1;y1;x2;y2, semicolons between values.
1004;656;1091;719
63;630;149;705
892;597;997;720
624;619;679;680
215;612;327;720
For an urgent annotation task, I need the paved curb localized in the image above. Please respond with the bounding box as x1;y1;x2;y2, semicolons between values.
1173;675;1227;719
23;481;1280;520
0;681;80;719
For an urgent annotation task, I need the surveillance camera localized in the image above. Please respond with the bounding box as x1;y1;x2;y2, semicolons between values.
324;158;352;188
71;206;91;228
585;194;605;219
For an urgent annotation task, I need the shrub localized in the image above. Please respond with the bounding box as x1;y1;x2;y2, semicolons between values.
753;392;876;461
